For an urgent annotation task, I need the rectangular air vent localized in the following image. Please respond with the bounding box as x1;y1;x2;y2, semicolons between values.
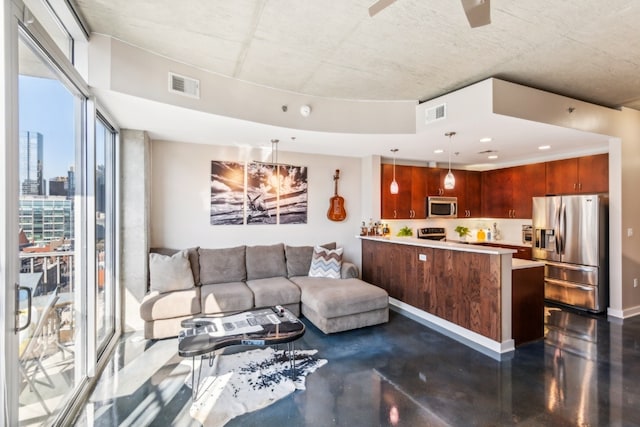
169;72;200;99
425;103;446;124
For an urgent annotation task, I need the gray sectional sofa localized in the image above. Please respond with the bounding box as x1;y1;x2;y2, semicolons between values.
139;243;389;339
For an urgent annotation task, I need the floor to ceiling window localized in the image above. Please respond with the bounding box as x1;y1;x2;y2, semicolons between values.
95;116;116;356
2;1;120;425
17;34;82;426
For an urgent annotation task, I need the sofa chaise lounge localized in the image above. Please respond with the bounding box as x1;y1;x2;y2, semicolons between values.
139;243;389;339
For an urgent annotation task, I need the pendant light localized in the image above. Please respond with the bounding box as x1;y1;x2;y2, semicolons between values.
444;132;456;190
390;148;399;194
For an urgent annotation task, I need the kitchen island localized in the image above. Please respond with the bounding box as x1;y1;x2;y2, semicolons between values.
360;236;544;358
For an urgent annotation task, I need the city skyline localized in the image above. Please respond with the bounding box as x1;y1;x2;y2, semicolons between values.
19;74;75;179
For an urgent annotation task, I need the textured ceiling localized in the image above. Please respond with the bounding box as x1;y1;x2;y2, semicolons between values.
76;0;640;109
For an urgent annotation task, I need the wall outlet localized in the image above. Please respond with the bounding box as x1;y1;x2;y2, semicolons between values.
418;254;427;261
634;278;638;288
628;228;634;237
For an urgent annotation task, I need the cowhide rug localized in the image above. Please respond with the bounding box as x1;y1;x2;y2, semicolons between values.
185;347;327;426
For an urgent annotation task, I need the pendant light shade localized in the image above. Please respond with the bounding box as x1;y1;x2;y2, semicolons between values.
390;148;399;194
444;132;456;190
444;170;455;190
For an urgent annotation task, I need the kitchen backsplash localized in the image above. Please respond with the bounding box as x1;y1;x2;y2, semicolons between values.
381;218;533;246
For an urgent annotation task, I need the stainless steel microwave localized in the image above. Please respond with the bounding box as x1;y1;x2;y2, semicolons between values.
426;196;458;218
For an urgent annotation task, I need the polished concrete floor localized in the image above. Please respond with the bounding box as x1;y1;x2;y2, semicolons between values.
75;305;640;426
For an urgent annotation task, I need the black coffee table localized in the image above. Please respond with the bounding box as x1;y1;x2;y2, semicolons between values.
178;307;305;399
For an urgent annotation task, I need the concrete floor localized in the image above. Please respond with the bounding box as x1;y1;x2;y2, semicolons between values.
75;306;640;426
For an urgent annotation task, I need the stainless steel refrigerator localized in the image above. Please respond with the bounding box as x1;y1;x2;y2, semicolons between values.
532;194;609;312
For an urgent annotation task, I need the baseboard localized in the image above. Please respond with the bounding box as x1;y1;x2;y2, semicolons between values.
608;305;640;319
389;298;514;361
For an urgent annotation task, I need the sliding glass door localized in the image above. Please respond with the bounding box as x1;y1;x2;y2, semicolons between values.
16;33;83;426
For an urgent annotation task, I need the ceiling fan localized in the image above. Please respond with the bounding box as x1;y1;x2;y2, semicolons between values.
368;0;491;28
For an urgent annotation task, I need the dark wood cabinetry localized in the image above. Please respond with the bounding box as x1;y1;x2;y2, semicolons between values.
381;154;607;220
481;163;545;218
546;153;608;194
512;266;544;346
425;168;481;218
381;164;426;219
362;238;502;341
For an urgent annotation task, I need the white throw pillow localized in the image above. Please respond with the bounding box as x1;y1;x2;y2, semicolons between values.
149;250;195;293
308;246;343;279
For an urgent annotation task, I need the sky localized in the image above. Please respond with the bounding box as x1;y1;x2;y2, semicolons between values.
19;74;76;179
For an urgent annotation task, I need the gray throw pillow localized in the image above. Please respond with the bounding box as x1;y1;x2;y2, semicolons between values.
285;242;337;277
149;250;195;293
308;246;343;279
246;243;287;280
199;246;247;285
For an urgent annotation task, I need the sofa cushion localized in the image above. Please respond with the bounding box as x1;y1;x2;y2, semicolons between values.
200;282;254;314
140;288;201;321
149;250;195;293
285;242;336;277
246;243;287;280
199;246;246;285
296;278;388;318
246;277;301;307
151;247;200;285
308;246;343;279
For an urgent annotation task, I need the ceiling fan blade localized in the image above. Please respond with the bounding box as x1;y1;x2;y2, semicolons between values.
368;0;397;17
461;0;491;28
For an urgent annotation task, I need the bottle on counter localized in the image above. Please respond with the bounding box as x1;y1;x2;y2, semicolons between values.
486;228;492;241
477;228;486;242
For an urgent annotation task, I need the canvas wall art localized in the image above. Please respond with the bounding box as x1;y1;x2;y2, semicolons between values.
210;161;245;225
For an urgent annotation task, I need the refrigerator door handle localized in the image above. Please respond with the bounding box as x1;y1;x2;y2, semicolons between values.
554;203;561;254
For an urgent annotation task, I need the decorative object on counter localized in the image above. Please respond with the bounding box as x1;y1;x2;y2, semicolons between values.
382;223;390;236
360;221;368;236
493;222;501;241
327;169;347;222
454;225;471;238
444;132;456;190
389;148;399;194
396;226;413;237
477;228;486;241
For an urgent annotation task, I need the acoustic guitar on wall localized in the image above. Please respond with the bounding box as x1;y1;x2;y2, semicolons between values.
327;169;347;221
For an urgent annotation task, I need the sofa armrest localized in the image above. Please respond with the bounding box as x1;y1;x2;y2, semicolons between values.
341;262;359;279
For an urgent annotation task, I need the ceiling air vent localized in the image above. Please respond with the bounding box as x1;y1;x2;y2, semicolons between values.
169;72;200;99
425;103;446;124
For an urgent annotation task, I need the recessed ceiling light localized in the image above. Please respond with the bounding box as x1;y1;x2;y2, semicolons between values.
480;137;492;143
538;145;551;150
488;155;498;160
434;149;444;154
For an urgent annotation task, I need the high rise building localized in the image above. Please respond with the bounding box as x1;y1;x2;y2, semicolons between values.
49;176;68;196
19;196;74;243
19;131;44;196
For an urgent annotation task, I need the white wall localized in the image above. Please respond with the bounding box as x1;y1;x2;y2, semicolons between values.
150;140;364;268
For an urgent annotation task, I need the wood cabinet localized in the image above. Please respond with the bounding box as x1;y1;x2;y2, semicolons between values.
381;164;426;219
546;153;608;194
481;163;545;218
426;168;481;218
362;238;503;342
512;266;544;346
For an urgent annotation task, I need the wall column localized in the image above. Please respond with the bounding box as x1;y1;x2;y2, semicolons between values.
120;129;151;332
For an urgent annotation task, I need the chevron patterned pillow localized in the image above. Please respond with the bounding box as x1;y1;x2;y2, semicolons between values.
308;246;343;279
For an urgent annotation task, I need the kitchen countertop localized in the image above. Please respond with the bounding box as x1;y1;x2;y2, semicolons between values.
358;235;516;255
511;258;545;270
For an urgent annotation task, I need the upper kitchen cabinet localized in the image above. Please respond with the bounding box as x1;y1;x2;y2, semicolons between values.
545;153;608;195
481;163;545;219
459;170;481;218
482;167;513;218
512;163;546;218
425;168;481;217
381;164;427;219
